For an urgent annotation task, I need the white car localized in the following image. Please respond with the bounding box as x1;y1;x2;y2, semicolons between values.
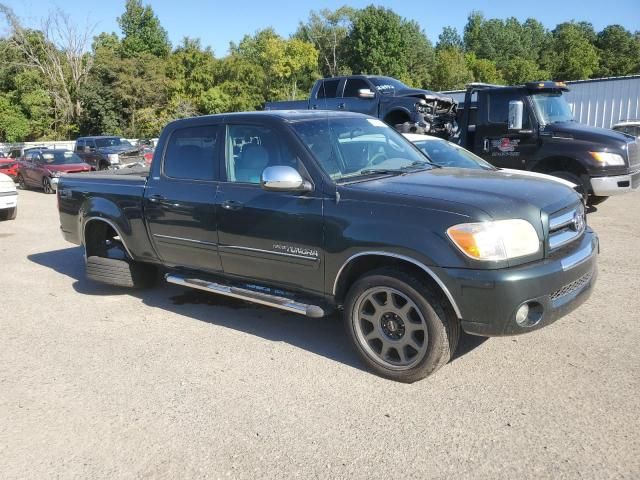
403;134;577;190
0;172;18;220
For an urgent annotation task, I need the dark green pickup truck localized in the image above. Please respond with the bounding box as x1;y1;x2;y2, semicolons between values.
57;110;598;382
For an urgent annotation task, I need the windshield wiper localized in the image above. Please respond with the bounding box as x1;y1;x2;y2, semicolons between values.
359;168;404;175
404;160;441;169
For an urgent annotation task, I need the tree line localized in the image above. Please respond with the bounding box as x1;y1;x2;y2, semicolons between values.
0;1;638;142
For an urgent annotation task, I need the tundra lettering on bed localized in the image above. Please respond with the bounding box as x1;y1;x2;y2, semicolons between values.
57;110;598;383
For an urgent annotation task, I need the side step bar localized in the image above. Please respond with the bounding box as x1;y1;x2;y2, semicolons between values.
165;274;326;318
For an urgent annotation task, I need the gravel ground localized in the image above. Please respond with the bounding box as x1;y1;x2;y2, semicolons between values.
1;188;639;479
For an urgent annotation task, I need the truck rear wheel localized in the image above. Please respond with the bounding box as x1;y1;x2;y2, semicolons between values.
344;268;459;383
86;256;156;288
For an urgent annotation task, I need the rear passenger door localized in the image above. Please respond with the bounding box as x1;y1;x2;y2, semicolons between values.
215;122;324;294
311;78;344;111
144;123;223;272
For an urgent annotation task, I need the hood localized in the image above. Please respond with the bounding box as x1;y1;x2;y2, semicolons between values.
545;121;630;148
387;87;455;104
46;163;92;173
344;168;579;220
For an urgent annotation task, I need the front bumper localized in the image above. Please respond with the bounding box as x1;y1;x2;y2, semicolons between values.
435;229;598;337
590;169;640;196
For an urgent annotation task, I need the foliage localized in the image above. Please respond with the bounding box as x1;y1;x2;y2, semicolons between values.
117;0;170;57
0;3;638;142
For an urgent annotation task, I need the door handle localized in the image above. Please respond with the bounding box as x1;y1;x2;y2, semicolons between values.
337;103;346;110
148;194;166;203
221;200;244;211
483;138;490;152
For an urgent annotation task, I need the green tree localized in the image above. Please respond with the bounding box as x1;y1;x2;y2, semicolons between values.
548;22;600;80
465;53;504;84
596;25;640;77
344;6;434;87
295;7;355;77
0;93;29;141
437;26;463;51
117;0;171;57
233;29;318;101
501;57;549;84
431;48;473;91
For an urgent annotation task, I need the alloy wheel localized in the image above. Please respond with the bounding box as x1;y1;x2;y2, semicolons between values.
352;286;429;370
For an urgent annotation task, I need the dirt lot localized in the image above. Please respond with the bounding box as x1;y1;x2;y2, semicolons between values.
1;188;639;479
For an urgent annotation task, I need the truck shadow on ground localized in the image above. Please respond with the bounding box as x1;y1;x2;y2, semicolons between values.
28;247;487;375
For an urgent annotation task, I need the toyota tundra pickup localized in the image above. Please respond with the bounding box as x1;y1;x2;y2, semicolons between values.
57;111;598;383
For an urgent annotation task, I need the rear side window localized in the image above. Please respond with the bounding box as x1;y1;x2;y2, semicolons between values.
316;79;340;99
163;125;220;181
343;78;370;97
75;139;84;152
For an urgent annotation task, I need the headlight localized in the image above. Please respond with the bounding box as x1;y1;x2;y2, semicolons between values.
447;219;540;261
107;153;120;164
48;170;61;178
589;151;625;166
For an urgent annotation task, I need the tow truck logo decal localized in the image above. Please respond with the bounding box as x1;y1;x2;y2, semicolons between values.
491;137;521;156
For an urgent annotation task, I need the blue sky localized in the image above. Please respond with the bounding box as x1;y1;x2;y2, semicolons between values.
4;0;640;56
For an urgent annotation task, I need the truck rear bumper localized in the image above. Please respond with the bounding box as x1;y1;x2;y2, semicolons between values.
436;230;598;337
590;169;640;196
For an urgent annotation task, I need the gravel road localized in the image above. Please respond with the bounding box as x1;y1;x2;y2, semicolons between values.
1;188;639;479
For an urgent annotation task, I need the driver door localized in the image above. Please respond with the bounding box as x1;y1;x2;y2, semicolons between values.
474;91;538;169
216;122;325;295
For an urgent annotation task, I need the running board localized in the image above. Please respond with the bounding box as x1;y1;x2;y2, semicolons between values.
165;274;326;318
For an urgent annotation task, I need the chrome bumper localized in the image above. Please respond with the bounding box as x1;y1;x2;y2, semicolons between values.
590;170;640;196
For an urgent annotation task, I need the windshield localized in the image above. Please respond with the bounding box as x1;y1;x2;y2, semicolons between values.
41;151;84;165
94;137;132;148
413;139;495;170
291;117;432;182
369;77;408;94
531;93;574;124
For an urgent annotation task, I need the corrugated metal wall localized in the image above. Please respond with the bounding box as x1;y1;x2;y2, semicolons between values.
564;76;640;128
441;75;640;129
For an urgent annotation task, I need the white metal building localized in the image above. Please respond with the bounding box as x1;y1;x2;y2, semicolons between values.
442;75;640;129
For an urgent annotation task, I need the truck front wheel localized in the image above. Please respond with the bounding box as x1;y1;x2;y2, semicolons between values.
344;268;460;383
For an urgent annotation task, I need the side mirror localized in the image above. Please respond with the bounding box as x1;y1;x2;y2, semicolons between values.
508;100;524;131
261;166;312;192
358;88;376;99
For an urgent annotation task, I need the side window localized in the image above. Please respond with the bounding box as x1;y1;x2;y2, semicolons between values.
316;79;340;99
225;124;299;184
10;149;20;159
488;92;530;128
75;139;84;152
163;125;220;181
343;78;370;98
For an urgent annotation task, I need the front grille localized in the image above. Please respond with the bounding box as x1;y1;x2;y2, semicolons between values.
628;140;640;168
547;202;586;252
551;270;593;302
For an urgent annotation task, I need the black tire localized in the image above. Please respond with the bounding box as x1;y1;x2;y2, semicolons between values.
587;195;608;206
549;171;588;203
16;174;27;190
98;161;109;171
2;206;17;220
43;177;55;194
344;268;460;383
86;255;156;288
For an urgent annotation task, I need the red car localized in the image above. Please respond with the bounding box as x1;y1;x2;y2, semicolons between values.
17;149;92;194
0;157;19;179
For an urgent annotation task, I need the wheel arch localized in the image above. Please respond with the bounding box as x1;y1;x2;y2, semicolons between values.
332;252;462;319
383;108;412;125
530;156;587;176
82;217;134;258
